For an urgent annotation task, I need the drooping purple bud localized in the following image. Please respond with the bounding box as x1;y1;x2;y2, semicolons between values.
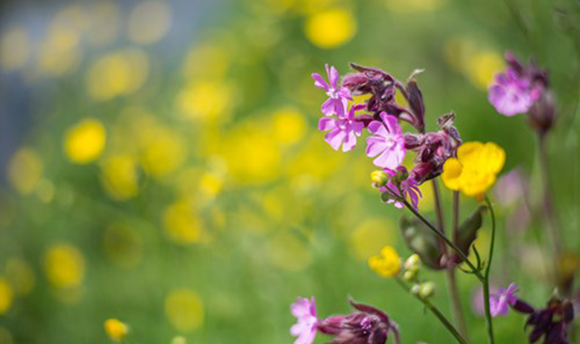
317;299;394;344
405;69;425;132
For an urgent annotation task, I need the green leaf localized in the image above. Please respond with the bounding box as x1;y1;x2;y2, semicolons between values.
455;206;487;261
399;216;445;270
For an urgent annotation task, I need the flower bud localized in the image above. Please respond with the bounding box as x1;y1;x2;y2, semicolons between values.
371;170;389;187
403;270;416;282
419;282;435;298
411;284;421;296
404;254;421;270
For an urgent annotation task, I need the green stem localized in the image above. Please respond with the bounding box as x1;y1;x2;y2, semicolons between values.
394;278;468;344
483;196;497;344
401;199;483;281
448;191;468;338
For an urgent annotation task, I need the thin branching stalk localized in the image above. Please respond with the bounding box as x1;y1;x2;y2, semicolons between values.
448;191;468;339
483;196;497;344
401;199;482;281
394;278;468;344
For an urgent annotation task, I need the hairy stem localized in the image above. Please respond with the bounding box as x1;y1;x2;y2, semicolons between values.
395;278;468;344
483;196;497;344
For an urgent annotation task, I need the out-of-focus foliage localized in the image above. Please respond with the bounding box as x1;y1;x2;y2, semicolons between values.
0;0;578;343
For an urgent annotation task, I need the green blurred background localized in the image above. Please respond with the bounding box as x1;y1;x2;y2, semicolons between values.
0;0;578;343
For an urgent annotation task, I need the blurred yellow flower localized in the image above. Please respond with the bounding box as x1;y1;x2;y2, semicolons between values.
165;289;204;332
37;26;81;76
0;277;13;314
127;1;172;45
199;173;223;199
442;142;505;197
349;219;395;262
304;8;357;49
103;223;143;269
272;108;307;146
104;318;129;341
85;2;120;46
7;147;42;195
100;154;139;200
222;123;281;184
182;43;230;80
368;246;402;277
468;51;504;90
64;118;107;164
140;128;186;179
0;27;30;71
43;243;85;288
163;200;203;244
171;336;187;344
176;80;233;121
5;258;35;295
86;48;149;101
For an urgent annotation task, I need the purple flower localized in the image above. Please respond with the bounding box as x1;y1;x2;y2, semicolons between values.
490;283;519;317
290;297;318;344
317;299;395;344
318;104;365;152
366;112;406;169
488;68;540;117
312;64;352;118
379;167;422;210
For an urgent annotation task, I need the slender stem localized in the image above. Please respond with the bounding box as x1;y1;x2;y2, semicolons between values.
483;196;497;344
394;278;468;344
448;191;468;338
537;134;564;289
401;199;483;281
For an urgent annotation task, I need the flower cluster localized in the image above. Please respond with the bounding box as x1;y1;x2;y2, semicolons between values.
290;297;399;344
441;142;506;197
488;52;555;135
312;64;465;211
485;285;575;344
368;246;402;277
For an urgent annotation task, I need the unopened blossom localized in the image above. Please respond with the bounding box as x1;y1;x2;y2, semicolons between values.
520;297;575;344
490;283;519;317
312;64;352;118
317;299;396;344
318;104;365;151
290;296;318;344
366;112;406;169
368;246;401;278
441;142;505;197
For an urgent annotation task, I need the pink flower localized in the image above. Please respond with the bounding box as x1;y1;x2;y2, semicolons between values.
366;112;406;169
312;64;352;118
488;68;540;117
380;168;422;210
290;296;318;344
318;104;365;152
489;283;519;317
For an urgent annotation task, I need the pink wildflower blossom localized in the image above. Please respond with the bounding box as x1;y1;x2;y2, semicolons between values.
488;69;540;117
318;104;365;152
490;283;519;317
366;112;406;169
312;64;352;118
290;297;318;344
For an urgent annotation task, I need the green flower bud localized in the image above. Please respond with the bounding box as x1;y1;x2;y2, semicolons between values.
411;284;421;296
419;282;435;298
371;170;389;187
403;270;416;282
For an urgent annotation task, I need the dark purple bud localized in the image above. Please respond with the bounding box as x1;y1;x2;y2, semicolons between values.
513;299;536;314
410;162;437;184
404;133;423;149
528;90;556;137
342;73;372;94
349;63;394;83
406;70;425;132
317;299;393;344
505;51;525;76
561;300;574;324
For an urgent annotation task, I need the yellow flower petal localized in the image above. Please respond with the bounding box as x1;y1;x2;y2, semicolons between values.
441;158;462;191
